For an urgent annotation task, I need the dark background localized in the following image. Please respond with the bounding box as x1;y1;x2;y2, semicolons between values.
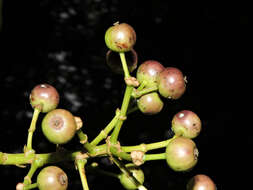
0;0;248;189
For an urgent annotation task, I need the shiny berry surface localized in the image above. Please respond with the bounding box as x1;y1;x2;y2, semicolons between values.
37;166;68;190
30;84;59;113
136;60;165;87
187;174;216;190
137;92;163;115
105;23;136;52
165;137;198;171
158;67;186;99
106;49;138;74
172;110;202;139
119;164;145;190
42;109;77;144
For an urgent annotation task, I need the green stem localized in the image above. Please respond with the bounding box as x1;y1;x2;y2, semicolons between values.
76;129;94;153
111;156;148;190
24;183;38;190
23;162;39;186
137;81;147;91
0;151;77;166
120;52;130;78
121;137;176;152
110;52;134;143
126;105;139;115
90;111;120;146
110;146;132;161
110;85;133;143
76;159;89;190
132;85;158;98
144;153;166;161
26;108;40;151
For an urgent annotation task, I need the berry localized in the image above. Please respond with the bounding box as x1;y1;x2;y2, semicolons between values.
136;60;165;87
106;49;138;74
165;137;198;171
187;174;216;190
172;110;201;139
158;67;186;99
42;109;77;144
137;92;163;115
30;84;59;113
119;164;145;190
105;23;136;52
37;166;68;190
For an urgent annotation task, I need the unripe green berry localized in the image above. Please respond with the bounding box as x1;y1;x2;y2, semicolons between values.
165;137;198;172
119;164;145;190
105;23;136;52
37;166;68;190
136;60;165;87
158;67;186;99
187;174;216;190
137;92;164;115
106;49;138;74
42;109;77;144
30;84;59;113
172;110;202;139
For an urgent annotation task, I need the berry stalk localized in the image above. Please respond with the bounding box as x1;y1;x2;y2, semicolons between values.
23;162;39;186
26;108;40;151
132;85;158;98
120;52;130;78
121;136;176;152
144;153;166;161
76;158;89;190
90;109;121;146
23;183;38;190
76;129;95;153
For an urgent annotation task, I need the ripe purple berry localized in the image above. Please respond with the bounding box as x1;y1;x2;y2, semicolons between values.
119;164;145;190
42;109;77;144
136;60;165;87
105;23;136;52
172;110;202;139
37;166;68;190
137;92;164;115
106;49;138;74
187;174;216;190
165;137;198;172
30;84;59;113
158;67;186;99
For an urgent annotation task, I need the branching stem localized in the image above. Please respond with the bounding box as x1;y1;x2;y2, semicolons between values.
90;110;120;146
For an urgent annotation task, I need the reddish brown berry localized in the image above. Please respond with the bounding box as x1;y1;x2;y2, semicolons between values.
106;49;138;74
37;166;68;190
187;174;216;190
158;67;186;99
105;23;136;52
137;92;164;115
165;137;198;171
136;60;165;87
30;84;59;113
42;109;77;144
172;110;202;139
